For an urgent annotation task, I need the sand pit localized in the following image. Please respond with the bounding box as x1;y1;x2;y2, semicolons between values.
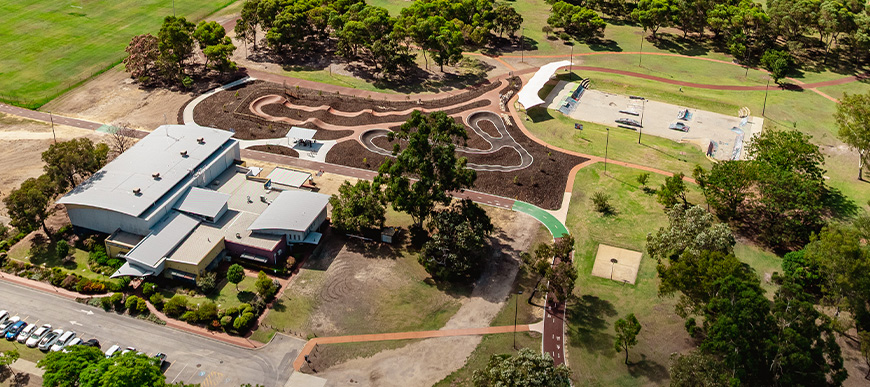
590;244;643;284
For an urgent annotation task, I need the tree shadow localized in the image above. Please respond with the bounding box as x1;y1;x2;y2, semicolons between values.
565;294;618;352
588;39;622;52
823;186;859;219
526;106;554;123
627;354;670;383
303;235;346;271
652;33;711;57
237;290;257;303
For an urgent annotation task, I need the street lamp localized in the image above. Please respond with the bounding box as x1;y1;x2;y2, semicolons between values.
520;27;526;63
49;112;56;144
604;127;610;174
513;290;524;349
639;30;644;67
762;78;770;117
638;99;645;144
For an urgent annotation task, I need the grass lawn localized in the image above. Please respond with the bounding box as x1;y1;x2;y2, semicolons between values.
520;103;713;177
162;276;258;310
0;0;237;108
563;163;784;386
0;340;45;364
6;238;115;283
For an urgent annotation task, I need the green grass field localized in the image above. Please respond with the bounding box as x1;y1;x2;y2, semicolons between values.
0;0;236;108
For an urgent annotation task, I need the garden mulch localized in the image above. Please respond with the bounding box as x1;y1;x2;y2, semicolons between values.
247;145;299;158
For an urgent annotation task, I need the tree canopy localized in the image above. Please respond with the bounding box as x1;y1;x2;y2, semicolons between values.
377;111;476;229
834;92;870;181
646;204;735;261
40;346;169;387
472;348;571;387
227;264;245;290
614;313;642;364
3;174;56;236
329;180;386;234
42;138;109;191
419;200;493;280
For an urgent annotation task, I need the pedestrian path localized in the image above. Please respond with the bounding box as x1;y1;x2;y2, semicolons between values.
512;200;570;238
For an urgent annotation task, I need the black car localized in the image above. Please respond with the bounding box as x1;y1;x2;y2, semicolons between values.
615;118;642;127
82;338;101;349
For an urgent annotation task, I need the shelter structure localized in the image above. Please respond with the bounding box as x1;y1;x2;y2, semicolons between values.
517;60;572;109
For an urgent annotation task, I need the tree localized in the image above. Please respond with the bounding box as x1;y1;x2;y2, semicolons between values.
668;351;732;387
591;191;614;214
646;204;735;262
162;295;188;318
635;172;650;187
196;271;217;294
546;261;578;303
834;92;870;180
548;2;606;42
377;111;476;229
3;175;55;236
157;16;196;79
42;138;109;191
39;345;105;387
108;123;135;155
767;0;818;40
194;21;237;72
658;250;756;317
760;49;792;83
492;3;523;38
235;0;261;51
472;348;571;387
419;200;493;280
521;235;574;296
55;240;70;258
329;180;386;234
693;161;755;222
79;352;167;387
614;313;641;364
675;0;712;38
254;271;278;299
632;0;676;39
656;173;687;207
227;264;245;290
123;34;160;81
0;349;19;377
420;17;465;72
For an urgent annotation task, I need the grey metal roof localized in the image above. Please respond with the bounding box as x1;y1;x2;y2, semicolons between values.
111;262;154;278
248;190;329;232
124;212;200;269
267;168;311;188
286;127;317;140
174;187;230;219
57;125;235;217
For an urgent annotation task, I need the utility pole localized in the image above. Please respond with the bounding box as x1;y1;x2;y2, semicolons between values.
638;99;645;144
173;0;176;17
639;31;644;67
513;290;523;349
762;78;770;116
49;112;56;144
520;27;525;63
604;128;610;174
569;45;573;76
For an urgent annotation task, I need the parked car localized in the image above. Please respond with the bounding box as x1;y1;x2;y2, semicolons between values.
16;324;36;343
0;311;9;326
62;337;82;352
5;321;27;340
615;118;642;127
669;122;690;132
82;338;101;349
25;324;51;347
121;346;136;355
154;353;167;367
0;316;20;335
105;345;121;358
38;329;63;351
51;331;77;352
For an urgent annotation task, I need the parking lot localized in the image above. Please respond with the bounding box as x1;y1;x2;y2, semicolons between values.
545;81;764;160
0;281;305;387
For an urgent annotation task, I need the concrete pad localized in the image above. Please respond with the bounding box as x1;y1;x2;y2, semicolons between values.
546;86;763;160
591;244;643;284
285;372;327;387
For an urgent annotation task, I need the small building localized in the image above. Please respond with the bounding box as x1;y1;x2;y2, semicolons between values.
247;190;329;245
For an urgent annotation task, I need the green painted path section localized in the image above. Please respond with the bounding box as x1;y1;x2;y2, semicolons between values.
512;201;570;238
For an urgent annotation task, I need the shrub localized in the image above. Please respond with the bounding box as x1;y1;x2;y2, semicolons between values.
110;293;125;311
56;224;73;236
106;258;124;269
181;311;196;322
55;240;70;258
83;281;106;293
251;296;266;315
136;298;148;314
182;76;194;89
223;306;239;318
163;295;188;318
559;32;571;41
254;271;278;300
149;293;165;310
89;245;108;266
49;269;66;287
61;274;79;289
591;191;613;215
107;279;126;292
142;282;157;297
196;301;218;323
125;296;141;313
100;296;112;311
285;256;297;271
233;312;255;330
196;271;217;294
220;315;233;328
75;278;91;293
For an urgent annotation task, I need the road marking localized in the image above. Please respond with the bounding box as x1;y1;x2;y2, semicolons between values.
69;321;82;326
79;309;94;315
170;363;189;383
201;372;224;387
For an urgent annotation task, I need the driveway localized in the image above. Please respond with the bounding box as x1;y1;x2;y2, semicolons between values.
0;282;304;387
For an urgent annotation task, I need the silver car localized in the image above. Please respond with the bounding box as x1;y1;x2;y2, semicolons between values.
38;329;63;351
16;324;36;343
25;324;51;347
50;331;76;352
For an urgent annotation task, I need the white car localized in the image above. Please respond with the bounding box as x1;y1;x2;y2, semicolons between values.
25;324;51;347
50;331;76;352
104;345;121;358
38;329;63;351
0;316;20;334
121;346;136;355
0;311;8;325
16;324;36;343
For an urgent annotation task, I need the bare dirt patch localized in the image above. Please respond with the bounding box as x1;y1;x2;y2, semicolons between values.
315;209;540;387
0;114;104;219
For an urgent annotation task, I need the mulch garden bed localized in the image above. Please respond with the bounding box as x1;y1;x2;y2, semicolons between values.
464;147;522;167
476;119;501;138
259;99;490;128
247;145;299;157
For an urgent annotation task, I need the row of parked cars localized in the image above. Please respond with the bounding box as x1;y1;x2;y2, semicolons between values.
0;310;166;365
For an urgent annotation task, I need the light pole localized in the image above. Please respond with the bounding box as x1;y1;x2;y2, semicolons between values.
639;31;644;67
513;290;523;349
762;78;770;116
173;0;176;17
520;27;526;63
638;99;645;144
569;45;573;76
604;127;610;174
49;112;56;144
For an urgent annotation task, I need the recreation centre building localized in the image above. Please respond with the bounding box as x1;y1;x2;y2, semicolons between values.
57;125;330;282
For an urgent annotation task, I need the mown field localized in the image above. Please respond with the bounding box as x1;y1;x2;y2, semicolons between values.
0;0;236;108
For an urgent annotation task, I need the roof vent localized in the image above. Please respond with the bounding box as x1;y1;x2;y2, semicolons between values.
180;150;188;157
235;233;242;239
152;172;161;179
197;137;205;144
133;188;142;195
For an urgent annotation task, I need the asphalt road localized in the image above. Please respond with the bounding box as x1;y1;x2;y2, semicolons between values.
0;281;303;387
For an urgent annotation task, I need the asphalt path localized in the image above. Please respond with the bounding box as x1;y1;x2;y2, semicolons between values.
0;281;303;387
